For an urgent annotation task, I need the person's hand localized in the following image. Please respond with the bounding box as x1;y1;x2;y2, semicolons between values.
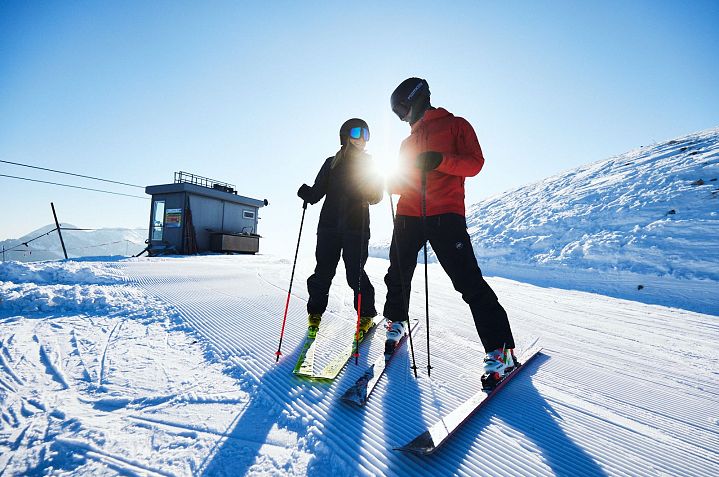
297;184;312;202
415;151;443;171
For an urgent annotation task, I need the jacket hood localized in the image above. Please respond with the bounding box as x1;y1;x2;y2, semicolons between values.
410;107;453;132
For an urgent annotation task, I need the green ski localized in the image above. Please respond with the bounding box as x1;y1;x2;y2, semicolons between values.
296;314;385;380
292;334;318;375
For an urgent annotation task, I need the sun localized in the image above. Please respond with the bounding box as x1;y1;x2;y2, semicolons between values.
367;120;404;186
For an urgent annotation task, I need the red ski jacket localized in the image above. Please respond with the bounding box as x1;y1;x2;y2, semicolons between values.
389;107;485;217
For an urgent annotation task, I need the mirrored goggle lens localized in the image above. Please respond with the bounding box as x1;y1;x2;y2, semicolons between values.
349;127;370;141
392;101;410;120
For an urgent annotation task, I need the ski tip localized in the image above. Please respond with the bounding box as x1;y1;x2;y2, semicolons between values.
340;383;369;406
523;336;541;352
393;431;436;455
340;395;366;407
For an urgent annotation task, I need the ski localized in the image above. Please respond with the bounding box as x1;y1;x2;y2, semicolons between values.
292;333;318;375
313;314;385;379
395;338;541;455
292;314;337;375
341;319;420;406
295;314;385;380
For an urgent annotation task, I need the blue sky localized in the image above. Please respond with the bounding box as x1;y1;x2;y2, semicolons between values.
1;1;717;256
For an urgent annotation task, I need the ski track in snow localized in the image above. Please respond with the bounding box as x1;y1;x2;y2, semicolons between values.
0;261;252;476
105;254;718;476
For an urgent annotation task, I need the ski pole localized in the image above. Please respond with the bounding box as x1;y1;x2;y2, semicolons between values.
421;170;432;376
352;206;367;364
275;201;308;362
389;193;418;377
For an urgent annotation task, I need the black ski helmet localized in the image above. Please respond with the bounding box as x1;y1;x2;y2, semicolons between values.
339;118;369;146
390;77;430;122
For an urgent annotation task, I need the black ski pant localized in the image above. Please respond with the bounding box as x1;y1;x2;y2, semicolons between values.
383;213;515;352
307;229;377;317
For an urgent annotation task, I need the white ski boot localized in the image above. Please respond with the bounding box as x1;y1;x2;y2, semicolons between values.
384;320;407;357
481;347;516;390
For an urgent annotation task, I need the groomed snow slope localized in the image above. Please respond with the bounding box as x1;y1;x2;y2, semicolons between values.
1;255;717;475
123;256;719;476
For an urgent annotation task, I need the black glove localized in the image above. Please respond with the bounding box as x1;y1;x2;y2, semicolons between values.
416;151;443;171
297;184;312;202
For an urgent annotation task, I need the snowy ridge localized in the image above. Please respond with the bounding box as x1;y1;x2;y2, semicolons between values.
0;225;147;262
466;127;719;280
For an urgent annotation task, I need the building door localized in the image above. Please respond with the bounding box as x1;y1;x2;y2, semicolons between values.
151;200;165;241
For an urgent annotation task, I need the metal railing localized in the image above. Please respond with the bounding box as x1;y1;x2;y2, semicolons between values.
174;171;236;194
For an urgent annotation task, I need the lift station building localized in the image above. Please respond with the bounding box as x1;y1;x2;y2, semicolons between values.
144;171;268;255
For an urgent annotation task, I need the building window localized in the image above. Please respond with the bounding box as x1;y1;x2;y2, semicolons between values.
152;200;165;241
243;210;255;219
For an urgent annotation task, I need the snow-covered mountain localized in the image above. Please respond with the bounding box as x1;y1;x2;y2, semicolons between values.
466;127;719;280
0;225;147;262
371;126;719;315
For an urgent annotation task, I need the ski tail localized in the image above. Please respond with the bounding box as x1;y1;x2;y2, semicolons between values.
395;338;542;455
341;319;420;406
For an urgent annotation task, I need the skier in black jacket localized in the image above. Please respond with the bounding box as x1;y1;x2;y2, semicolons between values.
297;118;383;339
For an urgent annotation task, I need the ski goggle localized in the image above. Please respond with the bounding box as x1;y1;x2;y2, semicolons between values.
391;101;411;121
391;79;426;120
348;127;370;141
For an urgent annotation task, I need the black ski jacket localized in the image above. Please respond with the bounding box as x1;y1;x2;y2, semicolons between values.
302;150;383;235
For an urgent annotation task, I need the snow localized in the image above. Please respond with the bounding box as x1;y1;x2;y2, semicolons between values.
1;128;719;476
466;128;719;281
0;259;253;476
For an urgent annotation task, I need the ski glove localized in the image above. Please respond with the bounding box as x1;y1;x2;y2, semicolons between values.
416;151;443;171
297;184;313;202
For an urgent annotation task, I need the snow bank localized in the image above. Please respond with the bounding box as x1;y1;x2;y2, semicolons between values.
0;260;163;316
0;260;126;285
0;259;250;476
0;281;163;316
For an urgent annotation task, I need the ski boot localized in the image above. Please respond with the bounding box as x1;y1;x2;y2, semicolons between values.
481;346;516;390
384;320;407;358
357;315;376;342
307;313;322;339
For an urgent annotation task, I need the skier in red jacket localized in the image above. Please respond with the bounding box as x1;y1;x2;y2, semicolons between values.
384;78;516;383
